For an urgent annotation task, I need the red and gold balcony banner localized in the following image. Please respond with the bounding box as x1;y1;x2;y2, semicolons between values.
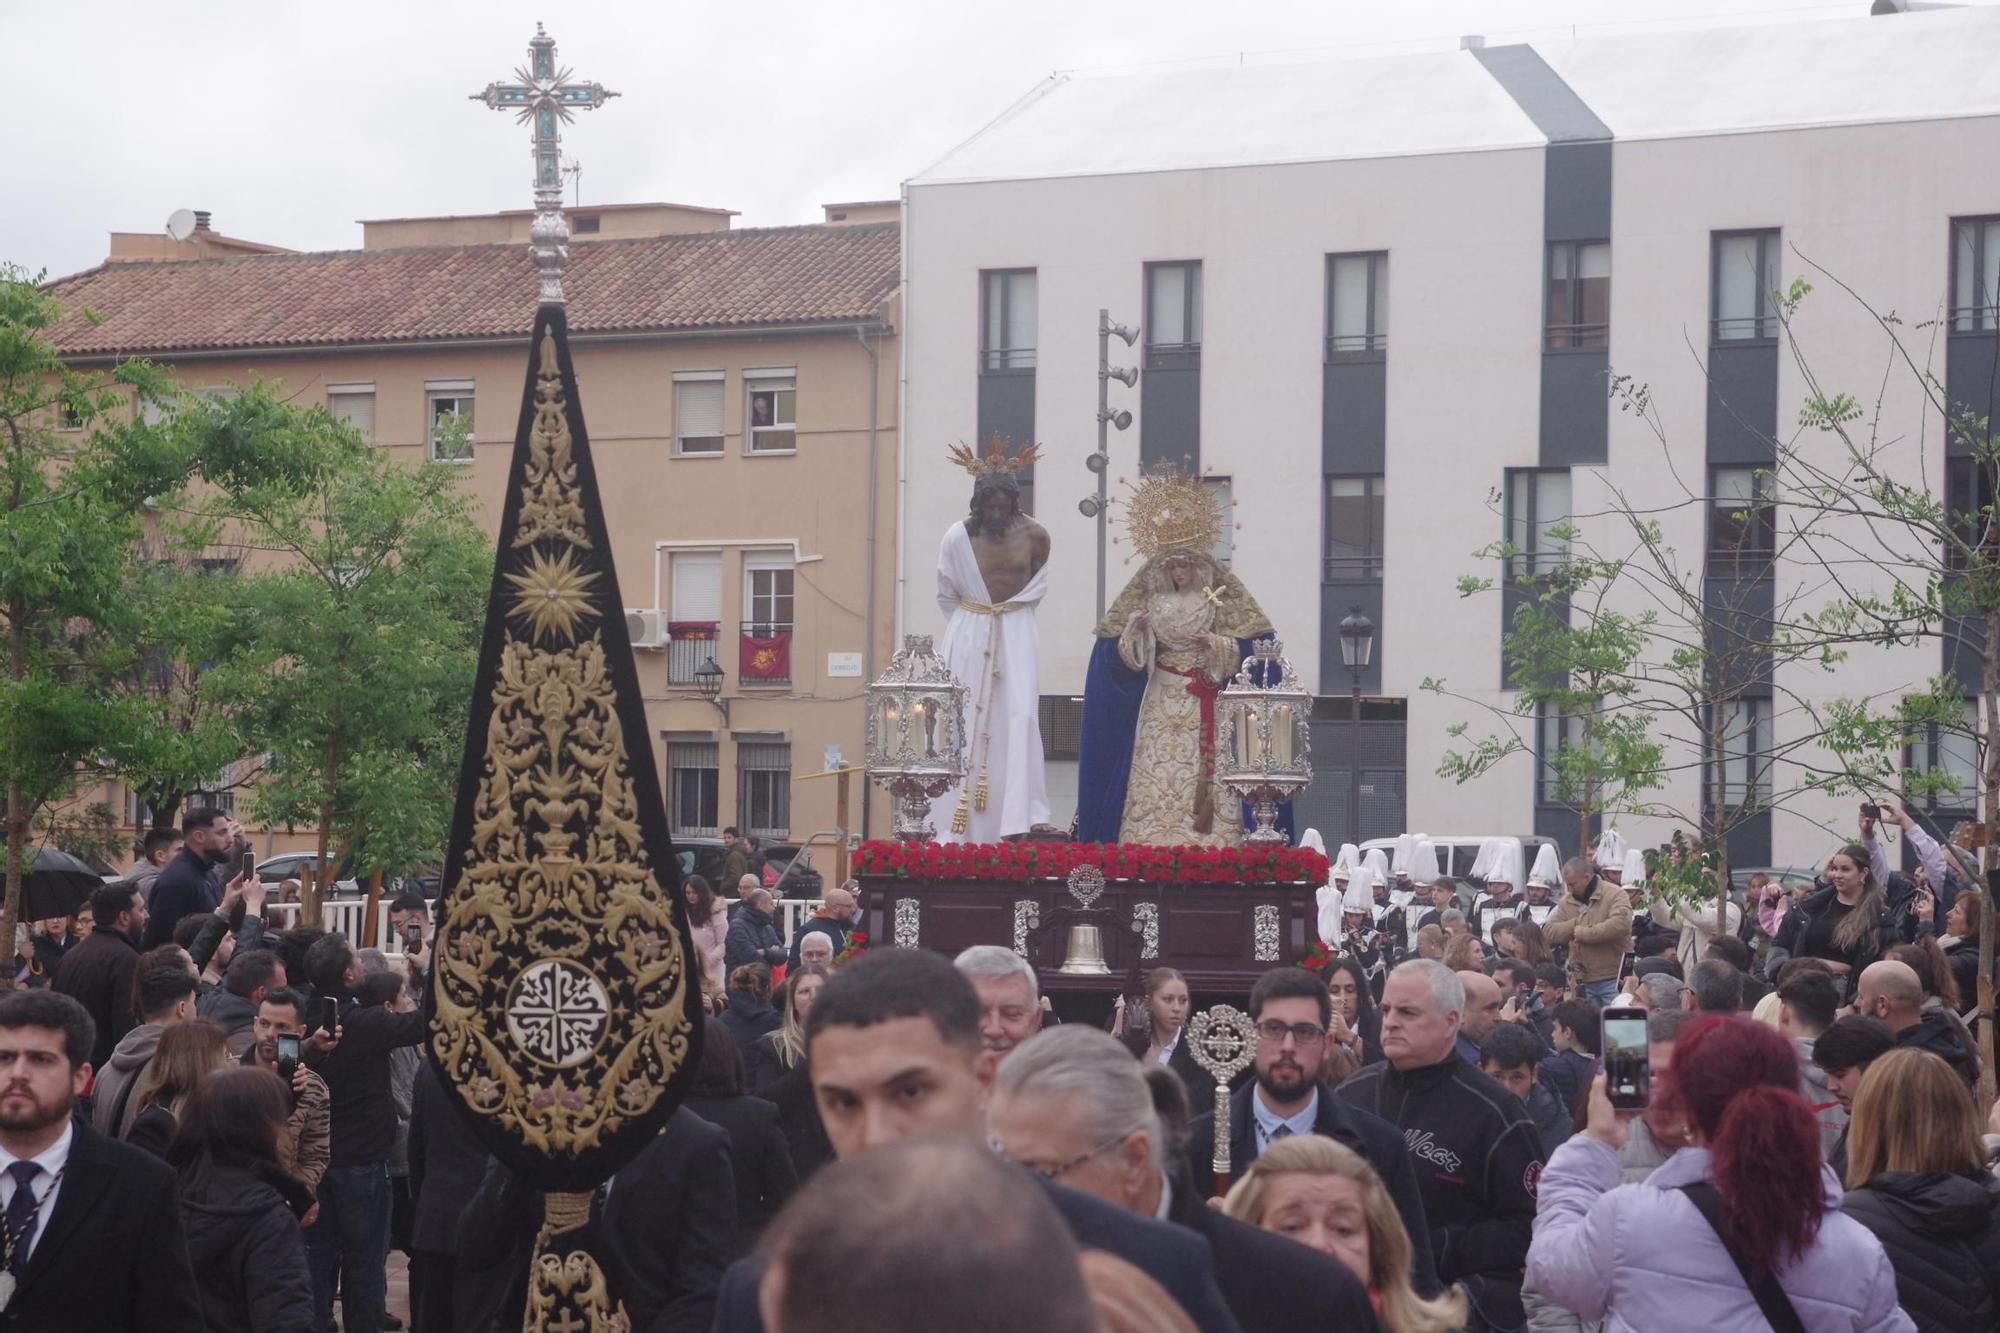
740;630;791;681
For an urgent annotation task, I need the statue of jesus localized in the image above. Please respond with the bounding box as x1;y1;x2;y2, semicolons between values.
930;440;1052;842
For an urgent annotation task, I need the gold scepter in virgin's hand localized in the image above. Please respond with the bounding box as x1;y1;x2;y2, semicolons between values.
1187;1004;1258;1201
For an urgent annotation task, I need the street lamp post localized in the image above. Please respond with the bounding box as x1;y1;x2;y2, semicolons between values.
1338;607;1376;846
1081;309;1137;624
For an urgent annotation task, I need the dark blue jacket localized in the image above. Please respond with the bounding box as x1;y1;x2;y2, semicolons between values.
1186;1079;1440;1297
143;847;223;951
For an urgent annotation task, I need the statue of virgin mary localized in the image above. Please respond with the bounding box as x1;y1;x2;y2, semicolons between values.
1075;471;1282;846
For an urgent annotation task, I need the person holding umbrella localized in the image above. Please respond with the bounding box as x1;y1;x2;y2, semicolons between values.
8;844;107;988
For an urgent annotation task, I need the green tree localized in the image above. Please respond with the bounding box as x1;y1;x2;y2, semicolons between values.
214;428;491;923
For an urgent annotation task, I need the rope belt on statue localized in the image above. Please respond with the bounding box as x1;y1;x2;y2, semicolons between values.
951;599;1026;832
1156;659;1221;835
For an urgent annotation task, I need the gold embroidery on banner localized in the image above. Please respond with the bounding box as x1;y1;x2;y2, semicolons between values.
515;330;592;551
432;330;692;1166
526;1193;631;1333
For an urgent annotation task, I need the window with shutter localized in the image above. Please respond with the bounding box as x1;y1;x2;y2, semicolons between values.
674;374;724;455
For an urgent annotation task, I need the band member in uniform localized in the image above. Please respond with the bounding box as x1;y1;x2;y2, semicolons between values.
1470;838;1527;942
1522;845;1562;928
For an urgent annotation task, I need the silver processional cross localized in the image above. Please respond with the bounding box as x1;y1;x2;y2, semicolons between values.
470;23;618;307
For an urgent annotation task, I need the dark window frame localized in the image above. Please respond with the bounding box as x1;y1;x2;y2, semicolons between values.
667;740;720;837
737;740;792;839
1950;215;2000;334
1708;464;1778;568
1946;454;1999;572
1544;240;1610;350
1711;229;1781;344
1325;251;1389;360
1145;260;1203;370
1323;473;1385;581
980;268;1038;373
1505;467;1571;580
1707;696;1774;813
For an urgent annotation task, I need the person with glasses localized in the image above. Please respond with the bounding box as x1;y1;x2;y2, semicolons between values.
1336;959;1543;1331
1185;968;1440;1298
987;1025;1377;1333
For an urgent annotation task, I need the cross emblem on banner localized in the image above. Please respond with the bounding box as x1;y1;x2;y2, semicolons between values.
470;23;618;306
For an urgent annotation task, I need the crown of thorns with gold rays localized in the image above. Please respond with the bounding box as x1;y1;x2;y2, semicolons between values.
1122;465;1222;559
946;436;1044;477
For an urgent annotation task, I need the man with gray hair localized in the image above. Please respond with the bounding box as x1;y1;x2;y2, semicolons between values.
987;1026;1375;1333
1634;970;1687;1013
1336;958;1543;1330
953;944;1042;1058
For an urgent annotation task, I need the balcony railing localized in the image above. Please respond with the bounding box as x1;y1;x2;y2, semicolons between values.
741;622;792;687
668;623;719;686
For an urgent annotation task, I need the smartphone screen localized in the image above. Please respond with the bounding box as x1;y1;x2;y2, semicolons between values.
1603;1005;1651;1110
404;922;424;950
276;1032;301;1065
318;996;339;1036
239;847;257;881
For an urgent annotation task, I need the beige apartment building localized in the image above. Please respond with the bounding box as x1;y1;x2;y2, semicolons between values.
45;202;901;862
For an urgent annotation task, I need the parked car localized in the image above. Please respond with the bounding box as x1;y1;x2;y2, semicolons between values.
255;853;362;899
761;842;825;898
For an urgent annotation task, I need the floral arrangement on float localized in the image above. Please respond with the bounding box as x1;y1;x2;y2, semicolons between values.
833;930;869;966
851;839;1329;886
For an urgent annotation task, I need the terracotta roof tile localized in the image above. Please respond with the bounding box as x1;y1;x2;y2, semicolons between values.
43;222;900;357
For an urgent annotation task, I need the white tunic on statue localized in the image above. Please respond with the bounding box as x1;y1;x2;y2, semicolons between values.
929;521;1050;842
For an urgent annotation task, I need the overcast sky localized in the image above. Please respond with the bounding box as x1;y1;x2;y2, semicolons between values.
12;0;1958;281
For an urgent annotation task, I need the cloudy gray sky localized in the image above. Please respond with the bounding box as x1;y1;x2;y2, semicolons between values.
12;0;1951;281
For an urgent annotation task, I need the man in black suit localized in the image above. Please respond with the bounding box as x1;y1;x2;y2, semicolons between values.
710;947;1243;1333
50;881;147;1069
1188;967;1440;1294
0;989;202;1331
989;1024;1380;1333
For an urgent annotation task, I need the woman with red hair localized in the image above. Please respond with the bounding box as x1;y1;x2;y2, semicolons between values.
1527;1015;1910;1331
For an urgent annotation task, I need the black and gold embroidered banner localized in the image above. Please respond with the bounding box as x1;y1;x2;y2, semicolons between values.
427;305;699;1193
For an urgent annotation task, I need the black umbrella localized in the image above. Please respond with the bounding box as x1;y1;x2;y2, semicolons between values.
12;848;104;923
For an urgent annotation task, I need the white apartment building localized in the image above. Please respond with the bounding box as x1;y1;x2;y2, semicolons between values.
899;5;2000;867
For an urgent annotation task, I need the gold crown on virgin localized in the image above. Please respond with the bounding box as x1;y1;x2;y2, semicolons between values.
947;435;1044;477
1123;465;1222;559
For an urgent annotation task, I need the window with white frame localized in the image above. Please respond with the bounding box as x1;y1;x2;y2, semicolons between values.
426;382;474;463
1711;466;1777;564
1713;231;1780;342
1506;468;1572;578
1713;698;1773;810
670;552;722;686
744;557;795;632
1920;699;1982;806
674;372;724;455
738;740;791;837
1324;475;1385;580
328;384;376;442
667;740;720;836
745;369;796;453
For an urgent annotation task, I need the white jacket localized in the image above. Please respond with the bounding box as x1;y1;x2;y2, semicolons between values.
1650;895;1742;974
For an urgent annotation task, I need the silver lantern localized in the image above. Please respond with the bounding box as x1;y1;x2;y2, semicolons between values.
1218;639;1313;844
863;635;968;842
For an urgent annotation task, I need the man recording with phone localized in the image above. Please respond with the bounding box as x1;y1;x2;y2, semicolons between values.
301;929;431;1333
243;985;332;1210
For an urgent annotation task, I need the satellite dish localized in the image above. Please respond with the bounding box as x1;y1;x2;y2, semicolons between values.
165;209;198;242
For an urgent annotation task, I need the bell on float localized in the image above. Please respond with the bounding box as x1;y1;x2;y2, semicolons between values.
1058;923;1111;975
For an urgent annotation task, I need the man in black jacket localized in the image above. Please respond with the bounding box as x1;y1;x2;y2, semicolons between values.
709;947;1245;1333
990;1025;1379;1333
1337;958;1543;1331
407;1060;489;1333
1185;967;1438;1295
0;989;203;1331
1856;958;1978;1089
50;881;147;1069
303;930;429;1333
142;805;236;950
454;1105;735;1333
725;889;786;972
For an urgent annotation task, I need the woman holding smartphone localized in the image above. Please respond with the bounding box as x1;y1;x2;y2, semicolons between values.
1528;1015;1910;1331
1770;844;1901;995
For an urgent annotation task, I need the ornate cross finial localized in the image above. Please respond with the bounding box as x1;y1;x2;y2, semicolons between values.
471;23;619;307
